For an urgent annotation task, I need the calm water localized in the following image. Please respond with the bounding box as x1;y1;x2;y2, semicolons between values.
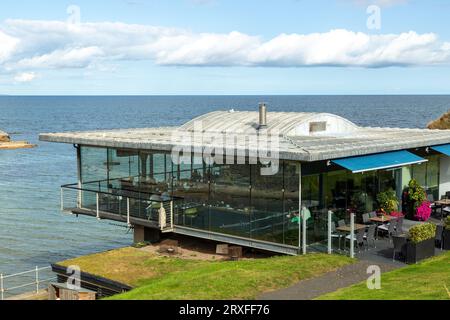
1;95;450;276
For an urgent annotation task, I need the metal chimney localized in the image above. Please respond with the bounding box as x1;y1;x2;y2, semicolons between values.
259;103;267;128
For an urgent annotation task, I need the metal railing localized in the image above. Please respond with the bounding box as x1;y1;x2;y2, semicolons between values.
0;266;56;300
61;182;180;233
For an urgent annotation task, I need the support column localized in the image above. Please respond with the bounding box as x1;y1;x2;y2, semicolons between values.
133;225;161;244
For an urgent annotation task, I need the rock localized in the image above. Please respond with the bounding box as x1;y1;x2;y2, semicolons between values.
427;110;450;130
0;130;10;142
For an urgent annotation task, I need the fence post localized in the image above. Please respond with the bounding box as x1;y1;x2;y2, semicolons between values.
35;266;39;294
96;193;100;220
350;212;355;258
170;201;174;229
328;210;332;254
60;187;64;211
0;273;4;300
127;197;131;226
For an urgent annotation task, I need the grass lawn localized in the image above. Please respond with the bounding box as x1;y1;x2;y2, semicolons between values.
318;251;450;300
60;247;353;300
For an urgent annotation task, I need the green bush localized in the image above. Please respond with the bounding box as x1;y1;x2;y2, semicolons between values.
409;223;436;244
376;189;399;214
445;216;450;231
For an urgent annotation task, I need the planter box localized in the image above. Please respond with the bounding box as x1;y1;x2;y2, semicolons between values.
443;229;450;250
405;238;435;264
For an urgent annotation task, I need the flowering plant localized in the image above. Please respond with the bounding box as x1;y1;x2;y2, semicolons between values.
390;211;404;218
415;201;432;221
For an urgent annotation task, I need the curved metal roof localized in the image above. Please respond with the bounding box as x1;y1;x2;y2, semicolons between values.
180;111;359;135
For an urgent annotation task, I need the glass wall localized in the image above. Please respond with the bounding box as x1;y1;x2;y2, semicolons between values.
78;145;441;249
411;155;440;200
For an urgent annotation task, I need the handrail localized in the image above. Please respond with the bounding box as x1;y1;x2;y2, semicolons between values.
0;266;56;300
61;182;184;202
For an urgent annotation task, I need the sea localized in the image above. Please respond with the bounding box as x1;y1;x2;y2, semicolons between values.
1;95;450;278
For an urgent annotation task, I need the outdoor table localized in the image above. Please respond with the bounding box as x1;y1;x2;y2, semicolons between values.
336;224;366;253
336;224;366;233
369;215;394;223
434;200;450;220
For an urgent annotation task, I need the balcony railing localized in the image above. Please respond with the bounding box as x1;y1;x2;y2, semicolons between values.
61;181;183;233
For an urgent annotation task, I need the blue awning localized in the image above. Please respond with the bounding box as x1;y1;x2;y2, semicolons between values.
431;144;450;156
332;150;427;173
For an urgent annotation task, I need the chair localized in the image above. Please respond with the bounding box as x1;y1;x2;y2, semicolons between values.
369;212;377;218
392;235;407;262
378;218;397;241
362;213;370;224
427;194;437;215
436;225;444;250
364;224;377;250
395;217;404;235
331;222;343;251
446;191;450;199
338;219;346;227
345;228;366;253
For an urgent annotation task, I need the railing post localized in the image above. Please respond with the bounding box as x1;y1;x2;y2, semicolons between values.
127;197;131;226
35;266;39;294
302;208;307;255
60;187;64;212
328;210;332;254
350;212;355;258
170;201;174;229
0;273;4;300
96;193;100;220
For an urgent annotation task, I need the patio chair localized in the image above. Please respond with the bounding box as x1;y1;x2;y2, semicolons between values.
435;224;444;250
338;219;346;227
377;218;397;241
345;228;366;253
392;235;407;262
369;211;377;218
364;224;377;250
446;191;450;199
395;217;404;235
331;222;343;251
427;194;437;215
362;213;370;224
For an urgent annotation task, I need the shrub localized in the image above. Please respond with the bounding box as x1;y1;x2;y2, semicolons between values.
445;216;450;231
415;202;432;221
408;223;436;244
407;179;427;209
376;189;399;214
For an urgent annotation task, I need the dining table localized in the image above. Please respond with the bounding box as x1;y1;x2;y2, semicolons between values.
433;199;450;220
336;223;367;233
369;215;395;224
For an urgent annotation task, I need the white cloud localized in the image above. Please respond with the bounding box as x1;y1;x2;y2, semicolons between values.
14;72;36;82
0;18;449;74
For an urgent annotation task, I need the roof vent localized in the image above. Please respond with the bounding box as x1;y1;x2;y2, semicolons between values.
259;103;267;129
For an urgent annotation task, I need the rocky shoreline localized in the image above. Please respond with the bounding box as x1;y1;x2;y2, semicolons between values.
0;130;35;149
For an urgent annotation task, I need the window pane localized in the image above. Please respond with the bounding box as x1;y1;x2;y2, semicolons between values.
251;163;284;244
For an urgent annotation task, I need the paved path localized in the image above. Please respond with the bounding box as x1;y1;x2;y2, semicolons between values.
258;260;400;300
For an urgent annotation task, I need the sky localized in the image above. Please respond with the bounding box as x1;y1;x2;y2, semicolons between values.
1;0;450;95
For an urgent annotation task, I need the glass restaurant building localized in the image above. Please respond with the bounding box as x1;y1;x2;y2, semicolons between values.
40;107;450;255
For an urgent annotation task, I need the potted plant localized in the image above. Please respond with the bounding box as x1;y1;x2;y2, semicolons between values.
405;223;436;264
415;201;432;221
443;216;450;250
376;189;399;214
403;179;428;220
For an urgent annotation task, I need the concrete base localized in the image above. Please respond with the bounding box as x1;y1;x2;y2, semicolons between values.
133;225;161;244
